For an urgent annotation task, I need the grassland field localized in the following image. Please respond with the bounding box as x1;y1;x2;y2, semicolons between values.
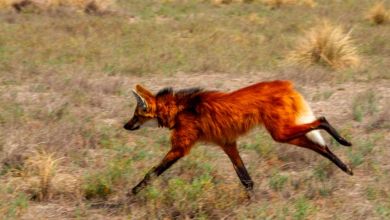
0;0;389;219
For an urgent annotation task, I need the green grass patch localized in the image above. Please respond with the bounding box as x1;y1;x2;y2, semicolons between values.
0;192;29;219
293;197;314;220
83;156;133;199
269;172;288;191
347;134;378;168
243;131;275;158
313;160;332;181
352;89;378;122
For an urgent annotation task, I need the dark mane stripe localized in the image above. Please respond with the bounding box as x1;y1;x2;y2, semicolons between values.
156;87;204;114
156;87;173;97
156;87;203;98
175;87;204;114
175;87;203;97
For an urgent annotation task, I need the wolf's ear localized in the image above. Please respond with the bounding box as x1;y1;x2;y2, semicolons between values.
132;89;148;111
133;85;155;112
135;85;154;98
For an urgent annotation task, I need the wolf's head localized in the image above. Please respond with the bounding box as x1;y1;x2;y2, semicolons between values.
124;85;158;131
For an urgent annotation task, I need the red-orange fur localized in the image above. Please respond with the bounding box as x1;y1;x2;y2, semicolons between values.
154;80;316;148
125;80;352;195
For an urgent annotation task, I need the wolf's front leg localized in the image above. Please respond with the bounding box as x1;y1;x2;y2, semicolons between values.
130;123;199;195
221;142;254;191
130;149;185;195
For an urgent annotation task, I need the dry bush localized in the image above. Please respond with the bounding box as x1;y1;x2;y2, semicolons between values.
211;0;233;5
366;2;389;25
50;173;82;199
0;0;16;9
3;151;82;201
0;0;116;14
262;0;295;8
211;0;254;5
300;0;316;8
287;21;360;69
24;150;62;201
234;0;255;3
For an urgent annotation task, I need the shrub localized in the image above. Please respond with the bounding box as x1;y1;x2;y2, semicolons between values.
263;0;294;8
366;2;389;25
0;0;117;14
24;150;62;201
287;20;360;69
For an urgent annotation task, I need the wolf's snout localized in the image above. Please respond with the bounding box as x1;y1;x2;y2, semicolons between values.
124;116;141;131
123;123;131;130
124;123;140;131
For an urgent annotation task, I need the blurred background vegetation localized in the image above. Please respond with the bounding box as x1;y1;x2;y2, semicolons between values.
0;0;389;219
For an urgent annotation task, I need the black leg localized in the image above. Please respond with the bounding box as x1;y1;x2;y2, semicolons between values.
318;117;352;147
313;146;353;175
288;136;353;176
131;149;184;195
222;143;254;191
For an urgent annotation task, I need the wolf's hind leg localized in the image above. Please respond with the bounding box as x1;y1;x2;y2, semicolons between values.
268;117;352;147
288;136;353;175
317;117;352;146
267;119;322;143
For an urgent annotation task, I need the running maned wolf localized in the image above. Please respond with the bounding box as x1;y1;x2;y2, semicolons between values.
124;80;353;195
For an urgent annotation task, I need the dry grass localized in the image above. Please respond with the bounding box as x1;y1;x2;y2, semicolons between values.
287;20;360;70
2;150;81;202
352;89;378;122
262;0;295;8
211;0;247;5
246;12;267;25
262;0;315;8
0;0;13;9
0;0;390;219
367;100;390;131
366;2;389;25
24;150;62;201
211;0;314;7
300;0;316;8
0;0;116;14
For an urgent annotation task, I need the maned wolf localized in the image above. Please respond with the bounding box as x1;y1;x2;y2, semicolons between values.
124;80;352;195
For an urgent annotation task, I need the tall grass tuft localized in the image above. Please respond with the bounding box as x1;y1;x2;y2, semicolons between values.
25;151;62;201
0;0;14;9
300;0;316;8
211;0;233;5
263;0;295;8
0;0;116;14
287;21;360;70
366;2;389;25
